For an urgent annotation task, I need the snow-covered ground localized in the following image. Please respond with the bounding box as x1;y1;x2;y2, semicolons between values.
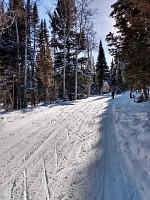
0;93;150;200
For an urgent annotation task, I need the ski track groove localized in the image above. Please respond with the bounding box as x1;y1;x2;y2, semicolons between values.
10;179;16;199
50;106;96;198
0;96;144;200
2;103;82;178
52;101;106;199
103;101;142;200
43;158;51;200
23;168;28;200
1;99;98;198
49;100;107;199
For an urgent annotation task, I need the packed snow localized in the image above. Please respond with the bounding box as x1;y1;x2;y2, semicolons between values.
0;92;150;200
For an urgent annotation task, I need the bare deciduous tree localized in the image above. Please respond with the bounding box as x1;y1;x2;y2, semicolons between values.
0;1;15;34
74;0;96;99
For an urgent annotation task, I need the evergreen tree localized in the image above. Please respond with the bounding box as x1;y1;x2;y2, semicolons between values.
0;0;25;109
23;0;34;108
96;39;109;94
110;59;116;79
106;0;150;98
30;1;39;106
37;19;53;103
49;0;76;99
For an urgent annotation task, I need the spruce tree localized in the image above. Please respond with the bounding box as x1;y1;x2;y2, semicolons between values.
31;1;39;106
96;40;109;94
0;0;25;109
49;0;76;99
37;19;53;103
110;59;116;79
107;0;150;98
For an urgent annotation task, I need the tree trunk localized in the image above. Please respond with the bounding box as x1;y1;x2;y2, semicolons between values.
24;9;27;108
15;18;21;109
143;85;148;101
74;50;78;100
63;37;67;99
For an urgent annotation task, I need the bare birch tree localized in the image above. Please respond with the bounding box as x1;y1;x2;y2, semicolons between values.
0;0;16;35
74;0;96;99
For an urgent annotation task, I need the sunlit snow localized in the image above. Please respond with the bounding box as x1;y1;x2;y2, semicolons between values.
0;92;150;200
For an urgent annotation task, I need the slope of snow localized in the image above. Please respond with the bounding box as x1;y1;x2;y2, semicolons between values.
0;93;150;200
112;93;150;200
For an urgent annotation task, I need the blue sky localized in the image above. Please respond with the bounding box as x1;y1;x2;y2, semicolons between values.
38;0;116;66
91;0;116;66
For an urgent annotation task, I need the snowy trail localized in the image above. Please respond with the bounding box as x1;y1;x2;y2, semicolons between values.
0;95;145;199
102;98;142;200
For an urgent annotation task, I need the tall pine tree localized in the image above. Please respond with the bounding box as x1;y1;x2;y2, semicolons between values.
49;0;76;99
0;0;25;109
37;19;53;103
96;39;109;94
30;1;39;106
106;0;150;99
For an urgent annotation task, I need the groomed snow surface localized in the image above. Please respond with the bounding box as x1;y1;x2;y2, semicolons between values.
0;92;150;200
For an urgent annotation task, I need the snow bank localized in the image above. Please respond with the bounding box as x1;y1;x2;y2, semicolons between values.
112;92;150;199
